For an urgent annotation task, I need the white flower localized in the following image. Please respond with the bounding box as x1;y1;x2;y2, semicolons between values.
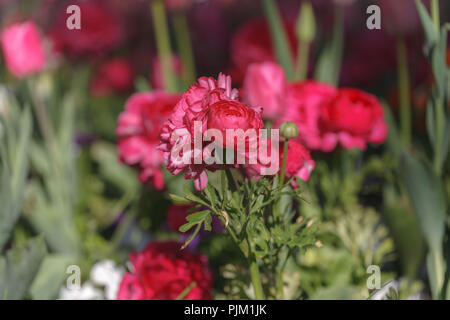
58;260;124;300
59;283;104;300
90;260;124;300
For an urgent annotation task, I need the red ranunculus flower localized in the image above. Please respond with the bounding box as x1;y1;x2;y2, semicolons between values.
1;21;46;77
281;140;315;183
242;62;288;120
320;89;388;150
117;241;213;300
91;58;135;96
117;91;181;190
49;0;123;59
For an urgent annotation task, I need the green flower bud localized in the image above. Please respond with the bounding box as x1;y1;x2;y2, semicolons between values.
296;1;316;43
280;121;299;139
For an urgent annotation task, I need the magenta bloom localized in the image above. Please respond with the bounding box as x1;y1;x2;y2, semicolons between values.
91;58;135;96
277;81;339;152
278;81;387;152
117;241;213;300
320;89;388;150
116;91;182;190
0;21;46;77
282;140;315;184
159;73;243;191
242;62;288;120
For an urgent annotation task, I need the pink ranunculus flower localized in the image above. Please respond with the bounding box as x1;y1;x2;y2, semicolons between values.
277;80;339;152
116;91;182;190
242;62;288;120
0;21;46;77
117;241;213;300
320;88;388;150
159;73;243;191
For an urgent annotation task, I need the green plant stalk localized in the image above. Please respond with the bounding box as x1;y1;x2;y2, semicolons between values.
273;140;289;299
396;36;412;147
430;0;443;176
173;11;196;89
434;99;444;175
262;0;295;80
431;0;440;31
430;247;445;299
176;281;196;300
274;139;289;222
294;40;310;80
150;0;178;92
249;249;265;300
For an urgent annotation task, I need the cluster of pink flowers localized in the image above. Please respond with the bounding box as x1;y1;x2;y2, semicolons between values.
117;241;213;300
242;62;388;152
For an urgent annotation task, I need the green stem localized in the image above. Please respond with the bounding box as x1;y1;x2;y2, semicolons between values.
294;40;310;80
249;249;265;300
27;79;56;148
434;98;444;175
150;0;178;92
431;0;440;31
280;139;289;186
396;36;412;147
430;248;445;299
262;0;295;80
173;11;196;89
274;139;289;223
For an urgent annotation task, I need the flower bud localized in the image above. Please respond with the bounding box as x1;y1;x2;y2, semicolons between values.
280;121;299;139
296;1;316;43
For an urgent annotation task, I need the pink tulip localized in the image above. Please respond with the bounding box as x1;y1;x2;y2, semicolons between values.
1;21;46;77
242;62;288;120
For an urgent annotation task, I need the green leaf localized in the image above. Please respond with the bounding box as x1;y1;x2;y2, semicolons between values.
0;108;32;250
0;236;47;300
262;0;295;79
314;6;343;85
400;151;446;251
168;193;191;205
414;0;439;52
181;224;202;250
29;254;75;300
